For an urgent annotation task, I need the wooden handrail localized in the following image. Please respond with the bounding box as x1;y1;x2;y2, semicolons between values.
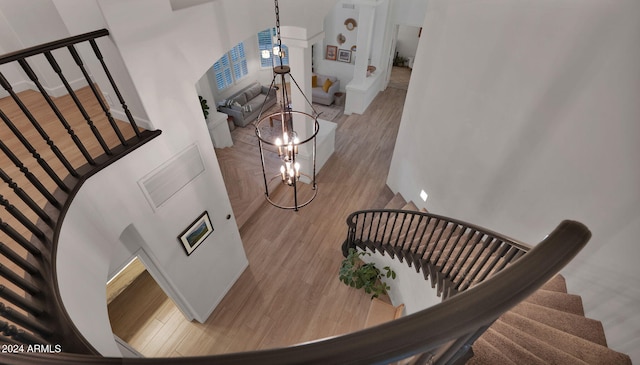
0;29;109;65
1;220;589;364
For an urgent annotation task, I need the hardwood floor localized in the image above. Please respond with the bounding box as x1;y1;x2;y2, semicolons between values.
388;66;412;90
108;81;409;357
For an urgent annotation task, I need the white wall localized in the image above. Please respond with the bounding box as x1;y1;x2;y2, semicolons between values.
314;1;358;90
387;0;640;360
0;0;87;96
360;249;441;315
395;24;420;60
391;0;429;27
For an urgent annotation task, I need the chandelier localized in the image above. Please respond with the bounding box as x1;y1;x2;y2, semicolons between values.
255;0;319;211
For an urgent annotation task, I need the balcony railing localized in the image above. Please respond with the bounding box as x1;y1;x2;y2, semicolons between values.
0;29;161;353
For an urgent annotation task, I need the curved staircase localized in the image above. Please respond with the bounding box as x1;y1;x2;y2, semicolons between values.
380;193;631;365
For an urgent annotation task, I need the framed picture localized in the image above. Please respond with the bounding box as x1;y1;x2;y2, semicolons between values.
337;49;352;63
178;211;213;255
326;45;337;61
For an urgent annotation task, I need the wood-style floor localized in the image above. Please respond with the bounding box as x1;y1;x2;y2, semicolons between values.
107;68;411;357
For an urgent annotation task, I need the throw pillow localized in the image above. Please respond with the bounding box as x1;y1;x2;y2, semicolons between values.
225;99;234;107
233;101;241;107
242;104;253;113
322;78;333;93
244;83;263;100
312;75;318;88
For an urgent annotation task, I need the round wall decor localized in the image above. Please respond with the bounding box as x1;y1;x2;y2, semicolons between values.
345;18;357;31
337;33;346;45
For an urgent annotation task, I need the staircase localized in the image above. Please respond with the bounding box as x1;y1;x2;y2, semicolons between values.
380;193;631;365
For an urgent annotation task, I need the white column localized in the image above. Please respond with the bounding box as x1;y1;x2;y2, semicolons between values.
280;29;335;177
352;1;377;85
345;0;385;115
285;39;313;136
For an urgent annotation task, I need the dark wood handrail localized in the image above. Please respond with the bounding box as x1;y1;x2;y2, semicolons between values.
345;209;532;254
2;220;589;364
0;29;110;65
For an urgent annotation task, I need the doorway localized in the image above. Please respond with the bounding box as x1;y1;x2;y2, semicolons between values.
106;256;185;356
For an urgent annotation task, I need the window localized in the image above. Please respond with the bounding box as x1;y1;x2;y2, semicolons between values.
258;28;289;68
230;43;248;80
213;42;248;91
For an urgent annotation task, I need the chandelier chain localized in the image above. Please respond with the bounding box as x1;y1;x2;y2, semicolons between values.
274;0;282;55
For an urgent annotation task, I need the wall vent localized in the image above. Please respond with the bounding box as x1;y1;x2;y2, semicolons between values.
342;3;355;9
138;144;205;210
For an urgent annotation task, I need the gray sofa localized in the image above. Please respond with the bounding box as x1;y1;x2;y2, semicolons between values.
217;82;277;127
312;73;340;106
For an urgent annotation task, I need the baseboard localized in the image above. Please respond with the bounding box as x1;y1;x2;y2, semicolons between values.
110;107;153;130
196;260;249;323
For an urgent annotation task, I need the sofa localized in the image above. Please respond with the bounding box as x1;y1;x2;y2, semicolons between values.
312;73;340;106
217;82;277;127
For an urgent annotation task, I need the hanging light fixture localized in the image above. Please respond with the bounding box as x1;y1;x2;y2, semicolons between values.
255;0;319;211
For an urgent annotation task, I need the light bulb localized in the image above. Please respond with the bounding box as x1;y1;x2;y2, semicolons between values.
275;137;282;156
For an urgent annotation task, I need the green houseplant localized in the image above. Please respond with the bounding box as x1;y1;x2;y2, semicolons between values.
199;95;210;119
339;248;396;299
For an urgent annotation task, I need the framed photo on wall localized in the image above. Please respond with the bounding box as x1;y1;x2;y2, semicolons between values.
326;45;338;61
337;49;352;63
178;211;213;255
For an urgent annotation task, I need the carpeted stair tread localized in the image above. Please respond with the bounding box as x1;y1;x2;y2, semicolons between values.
498;311;632;364
510;301;607;346
401;201;418;211
541;275;567;292
384;193;407;210
511;302;607;346
479;327;547;365
467;337;518;365
524;289;585;316
490;320;590;365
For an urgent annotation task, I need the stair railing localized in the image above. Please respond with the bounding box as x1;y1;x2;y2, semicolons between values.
2;220;589;364
342;209;544;363
0;29;161;353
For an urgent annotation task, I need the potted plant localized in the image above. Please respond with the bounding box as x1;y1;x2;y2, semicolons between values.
199;95;210;119
393;52;408;67
339;248;396;299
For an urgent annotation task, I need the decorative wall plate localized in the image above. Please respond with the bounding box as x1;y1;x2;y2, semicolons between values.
337;33;346;45
345;18;357;31
350;45;357;52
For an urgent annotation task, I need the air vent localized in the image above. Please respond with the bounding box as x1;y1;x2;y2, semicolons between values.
342;3;355;9
138;144;205;210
